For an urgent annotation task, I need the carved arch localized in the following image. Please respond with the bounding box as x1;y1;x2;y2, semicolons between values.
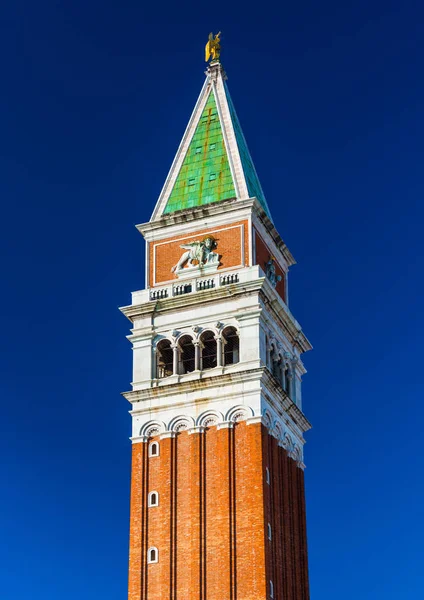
140;420;166;438
196;410;224;428
168;415;195;433
225;405;254;423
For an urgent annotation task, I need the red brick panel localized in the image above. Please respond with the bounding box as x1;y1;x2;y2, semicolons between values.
205;426;232;599
175;432;192;597
189;432;203;598
235;422;267;600
149;220;249;285
144;436;165;599
128;443;145;600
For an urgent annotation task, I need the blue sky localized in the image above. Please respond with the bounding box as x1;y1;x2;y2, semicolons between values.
1;1;423;598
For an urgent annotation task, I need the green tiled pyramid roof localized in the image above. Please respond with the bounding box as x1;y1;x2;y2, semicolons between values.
224;82;272;219
163;91;236;214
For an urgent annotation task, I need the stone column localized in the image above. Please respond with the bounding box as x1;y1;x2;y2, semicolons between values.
194;341;200;371
172;343;179;375
215;336;223;367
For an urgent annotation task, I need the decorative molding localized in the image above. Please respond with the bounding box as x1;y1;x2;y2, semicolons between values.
188;426;206;435
132;404;305;467
216;421;234;430
159;431;177;440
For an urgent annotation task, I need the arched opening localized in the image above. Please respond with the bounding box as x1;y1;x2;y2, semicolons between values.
284;366;291;396
156;339;173;378
179;335;195;373
149;442;159;457
272;354;283;383
147;547;158;564
222;327;239;366
201;330;217;370
148;491;159;507
270;580;274;598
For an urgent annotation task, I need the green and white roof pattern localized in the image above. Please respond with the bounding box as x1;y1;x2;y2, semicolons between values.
152;63;272;221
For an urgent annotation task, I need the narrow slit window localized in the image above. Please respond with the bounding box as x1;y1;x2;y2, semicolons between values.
147;547;158;564
148;491;159;507
267;523;272;540
270;580;274;598
149;442;159;457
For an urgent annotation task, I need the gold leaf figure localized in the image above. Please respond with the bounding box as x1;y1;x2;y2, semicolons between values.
205;32;221;63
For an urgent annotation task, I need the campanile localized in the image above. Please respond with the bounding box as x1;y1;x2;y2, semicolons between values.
121;35;312;600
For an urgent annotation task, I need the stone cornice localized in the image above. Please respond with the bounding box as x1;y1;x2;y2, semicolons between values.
119;276;264;322
123;365;311;435
138;198;254;240
123;367;265;406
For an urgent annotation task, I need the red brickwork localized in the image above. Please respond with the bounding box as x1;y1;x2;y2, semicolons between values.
254;229;286;302
149;220;250;286
127;424;309;599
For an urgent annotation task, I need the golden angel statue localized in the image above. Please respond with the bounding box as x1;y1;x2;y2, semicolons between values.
205;32;221;62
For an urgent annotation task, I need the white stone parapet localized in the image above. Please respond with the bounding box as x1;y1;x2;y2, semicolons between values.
131;265;260;305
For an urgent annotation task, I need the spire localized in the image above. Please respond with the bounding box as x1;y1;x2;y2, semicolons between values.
151;53;272;221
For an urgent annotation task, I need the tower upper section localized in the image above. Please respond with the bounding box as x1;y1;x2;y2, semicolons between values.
121;49;312;465
151;61;271;221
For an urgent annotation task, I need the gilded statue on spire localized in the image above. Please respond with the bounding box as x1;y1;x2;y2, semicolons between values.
205;32;221;62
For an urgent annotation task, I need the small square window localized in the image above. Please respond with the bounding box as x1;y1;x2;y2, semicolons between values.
188;178;196;186
195;147;202;154
209;173;216;181
209;143;216;151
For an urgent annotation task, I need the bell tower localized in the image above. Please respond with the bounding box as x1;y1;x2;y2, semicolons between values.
121;43;312;600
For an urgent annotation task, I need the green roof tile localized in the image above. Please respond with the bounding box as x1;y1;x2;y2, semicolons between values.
163;91;236;214
224;82;272;219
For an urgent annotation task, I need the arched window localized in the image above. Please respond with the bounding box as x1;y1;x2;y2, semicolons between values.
272;354;283;382
270;580;274;598
148;491;159;507
265;467;270;485
265;335;271;369
201;330;217;370
147;547;158;564
284;366;291;396
267;523;272;540
149;442;159;457
179;335;195;374
156;339;173;379
222;327;239;365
